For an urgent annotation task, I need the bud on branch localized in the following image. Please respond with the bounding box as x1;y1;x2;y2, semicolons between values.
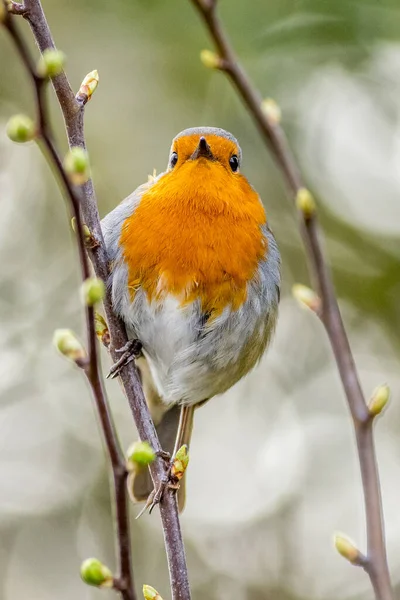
94;312;110;348
76;69;99;104
368;384;390;417
80;558;113;588
37;48;66;78
143;584;164;600
296;188;316;218
81;277;105;306
127;441;156;471
334;533;365;566
53;329;87;366
171;445;189;481
64;147;90;185
292;284;321;314
6;114;35;143
200;49;222;69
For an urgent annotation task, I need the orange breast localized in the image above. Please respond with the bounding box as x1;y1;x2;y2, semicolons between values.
120;159;267;317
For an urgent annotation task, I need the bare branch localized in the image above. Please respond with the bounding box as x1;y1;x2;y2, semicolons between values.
22;0;77;120
3;2;191;599
190;2;393;599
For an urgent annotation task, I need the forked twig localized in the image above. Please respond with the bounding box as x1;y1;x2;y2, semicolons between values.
189;1;393;599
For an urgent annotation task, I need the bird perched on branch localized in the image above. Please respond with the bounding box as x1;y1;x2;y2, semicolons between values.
101;127;280;510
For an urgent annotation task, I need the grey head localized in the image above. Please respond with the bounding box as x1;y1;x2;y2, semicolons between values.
168;126;242;170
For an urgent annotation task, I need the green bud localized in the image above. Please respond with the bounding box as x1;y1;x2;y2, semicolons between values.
37;48;66;78
94;312;110;346
53;328;87;364
6;114;35;143
64;147;90;185
127;441;156;469
80;558;113;587
296;188;316;218
200;49;221;69
143;585;163;600
171;445;189;481
368;384;390;416
71;216;92;244
334;533;362;565
81;277;105;306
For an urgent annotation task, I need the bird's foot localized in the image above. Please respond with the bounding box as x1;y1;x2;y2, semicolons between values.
135;456;180;519
107;339;143;379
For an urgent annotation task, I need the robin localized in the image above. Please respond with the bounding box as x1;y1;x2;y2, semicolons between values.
101;127;281;510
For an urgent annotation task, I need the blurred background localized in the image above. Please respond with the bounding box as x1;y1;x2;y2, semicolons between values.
1;0;400;598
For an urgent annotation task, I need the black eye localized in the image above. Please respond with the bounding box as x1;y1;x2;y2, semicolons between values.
229;155;239;172
170;152;178;168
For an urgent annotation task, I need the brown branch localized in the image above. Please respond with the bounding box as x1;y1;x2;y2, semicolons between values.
2;8;136;600
4;2;191;599
189;1;393;599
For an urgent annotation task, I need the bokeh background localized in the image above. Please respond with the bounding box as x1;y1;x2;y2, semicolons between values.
1;1;400;598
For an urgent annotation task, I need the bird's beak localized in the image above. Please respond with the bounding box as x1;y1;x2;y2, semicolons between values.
190;136;214;161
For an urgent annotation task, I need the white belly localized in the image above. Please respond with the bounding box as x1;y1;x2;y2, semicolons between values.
121;282;278;406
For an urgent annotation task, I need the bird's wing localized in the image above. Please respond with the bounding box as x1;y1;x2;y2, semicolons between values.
101;179;153;266
101;174;166;317
260;223;281;304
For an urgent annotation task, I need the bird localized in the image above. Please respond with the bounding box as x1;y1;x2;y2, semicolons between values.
101;127;281;510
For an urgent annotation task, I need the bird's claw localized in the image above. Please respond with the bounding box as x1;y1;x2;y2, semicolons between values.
148;475;169;514
107;339;143;379
156;449;171;462
135;457;181;519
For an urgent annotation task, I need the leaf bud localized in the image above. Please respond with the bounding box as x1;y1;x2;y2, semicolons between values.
171;445;189;481
77;69;99;102
292;284;321;313
127;441;156;470
6;114;35;143
71;216;93;244
296;187;316;218
37;48;66;78
143;585;163;600
200;49;221;69
80;558;113;587
81;277;105;306
94;312;110;347
334;533;363;565
64;147;90;185
368;384;390;417
53;329;87;364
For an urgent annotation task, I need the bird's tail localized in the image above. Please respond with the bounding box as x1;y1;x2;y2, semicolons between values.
128;356;195;512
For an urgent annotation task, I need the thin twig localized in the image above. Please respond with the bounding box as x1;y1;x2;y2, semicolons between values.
5;2;191;599
3;8;136;600
189;1;393;599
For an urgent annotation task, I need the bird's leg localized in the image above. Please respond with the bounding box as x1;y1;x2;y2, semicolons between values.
138;406;194;516
107;339;143;379
172;405;194;458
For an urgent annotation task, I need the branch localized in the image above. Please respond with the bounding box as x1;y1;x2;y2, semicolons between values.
190;1;393;599
3;2;191;599
2;8;136;600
